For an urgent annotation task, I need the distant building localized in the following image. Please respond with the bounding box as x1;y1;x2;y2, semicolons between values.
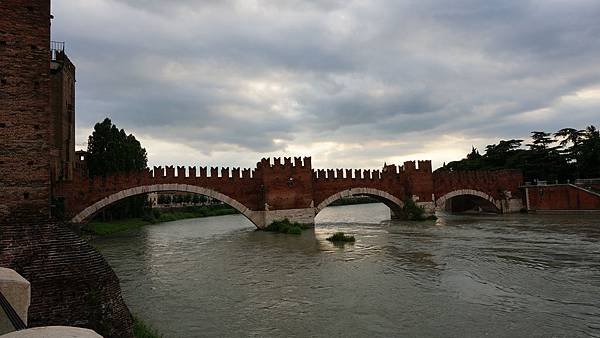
148;191;224;208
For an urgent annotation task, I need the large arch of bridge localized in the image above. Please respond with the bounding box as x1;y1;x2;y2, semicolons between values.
315;188;405;216
70;184;261;227
435;189;501;212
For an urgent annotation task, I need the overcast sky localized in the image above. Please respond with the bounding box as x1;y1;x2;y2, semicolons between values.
51;0;600;170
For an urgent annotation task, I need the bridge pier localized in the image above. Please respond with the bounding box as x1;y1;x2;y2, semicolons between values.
258;208;316;228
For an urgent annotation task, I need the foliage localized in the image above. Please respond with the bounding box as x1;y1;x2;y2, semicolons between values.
84;205;238;236
264;218;310;235
86;118;149;220
438;125;600;181
133;316;163;338
87;118;148;177
326;232;356;242
401;198;437;221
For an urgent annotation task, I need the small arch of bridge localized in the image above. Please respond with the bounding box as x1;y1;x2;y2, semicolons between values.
70;183;261;227
435;189;501;213
315;187;405;217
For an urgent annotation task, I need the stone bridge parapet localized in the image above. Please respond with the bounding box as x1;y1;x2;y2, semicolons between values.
54;157;525;228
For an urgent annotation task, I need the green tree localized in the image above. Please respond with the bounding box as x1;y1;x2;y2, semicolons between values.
527;132;556;151
579;125;600;178
87;118;149;220
87;118;148;177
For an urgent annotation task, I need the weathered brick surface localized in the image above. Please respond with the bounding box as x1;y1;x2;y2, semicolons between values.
0;2;133;336
58;158;531;223
50;51;76;181
0;215;133;337
526;185;600;211
433;170;524;201
57;159;442;222
0;1;53;221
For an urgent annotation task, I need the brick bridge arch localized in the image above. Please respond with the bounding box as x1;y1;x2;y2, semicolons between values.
56;157;525;230
315;188;405;217
70;184;262;227
435;189;501;212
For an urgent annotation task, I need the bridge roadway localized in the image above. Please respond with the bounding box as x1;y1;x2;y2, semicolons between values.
54;157;524;228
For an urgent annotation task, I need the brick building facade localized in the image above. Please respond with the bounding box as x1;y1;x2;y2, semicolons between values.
0;2;133;336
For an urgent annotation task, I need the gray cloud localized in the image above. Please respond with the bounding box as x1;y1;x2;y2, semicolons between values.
52;0;600;168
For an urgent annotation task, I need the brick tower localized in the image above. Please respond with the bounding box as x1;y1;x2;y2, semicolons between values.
0;1;54;222
0;2;134;336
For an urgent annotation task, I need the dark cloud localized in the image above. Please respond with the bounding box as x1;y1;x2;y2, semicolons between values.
52;0;600;168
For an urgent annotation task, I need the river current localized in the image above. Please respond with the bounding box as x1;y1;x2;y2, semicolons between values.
93;203;600;337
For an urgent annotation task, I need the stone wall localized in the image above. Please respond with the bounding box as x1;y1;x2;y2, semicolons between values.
0;218;132;337
50;50;76;181
433;169;524;202
0;2;134;336
256;157;314;210
525;185;600;211
0;1;54;221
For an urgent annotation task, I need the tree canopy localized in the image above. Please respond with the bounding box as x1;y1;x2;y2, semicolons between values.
87;118;148;177
86;118;149;220
438;125;600;182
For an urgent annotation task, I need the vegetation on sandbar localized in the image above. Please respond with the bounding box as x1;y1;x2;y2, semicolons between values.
326;232;356;243
264;218;311;235
401;199;437;221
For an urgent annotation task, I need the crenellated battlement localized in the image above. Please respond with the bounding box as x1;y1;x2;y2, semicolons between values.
55;156;524;229
312;159;431;180
313;168;385;180
401;160;432;173
150;165;256;179
256;156;312;170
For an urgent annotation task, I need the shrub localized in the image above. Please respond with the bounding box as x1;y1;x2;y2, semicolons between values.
264;218;309;235
133;316;163;338
401;199;437;221
326;232;355;242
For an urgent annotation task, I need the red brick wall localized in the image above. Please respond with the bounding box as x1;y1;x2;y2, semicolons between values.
50;51;76;181
56;166;264;220
433;170;524;200
256;157;314;210
58;158;440;220
0;219;133;337
0;2;134;336
312;161;433;208
526;185;600;211
0;1;54;222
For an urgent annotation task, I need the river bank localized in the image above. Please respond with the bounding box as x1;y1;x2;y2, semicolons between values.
82;204;238;236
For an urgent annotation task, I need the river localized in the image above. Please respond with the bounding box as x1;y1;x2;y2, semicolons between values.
92;203;600;337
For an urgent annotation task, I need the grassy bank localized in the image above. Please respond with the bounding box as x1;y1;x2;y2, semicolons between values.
83;205;238;236
133;316;163;338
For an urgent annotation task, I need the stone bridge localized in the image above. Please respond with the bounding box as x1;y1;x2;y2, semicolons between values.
54;157;524;228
